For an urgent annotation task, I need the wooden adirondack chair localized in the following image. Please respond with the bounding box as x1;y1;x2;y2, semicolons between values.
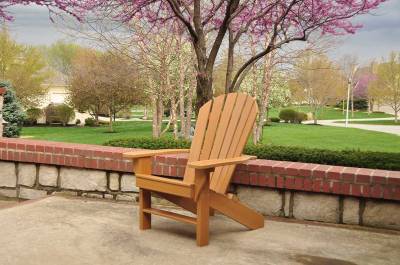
123;93;264;246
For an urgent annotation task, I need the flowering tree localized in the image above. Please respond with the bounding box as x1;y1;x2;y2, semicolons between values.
2;0;384;111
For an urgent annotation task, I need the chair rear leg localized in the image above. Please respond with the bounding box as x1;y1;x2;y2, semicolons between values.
139;189;151;230
196;188;210;247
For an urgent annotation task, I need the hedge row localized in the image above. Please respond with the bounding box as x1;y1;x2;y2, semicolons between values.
104;137;400;171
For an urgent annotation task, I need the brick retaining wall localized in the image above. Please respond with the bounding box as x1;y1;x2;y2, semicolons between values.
0;138;399;230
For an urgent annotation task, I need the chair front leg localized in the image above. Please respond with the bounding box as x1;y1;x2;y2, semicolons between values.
139;189;151;230
195;169;211;247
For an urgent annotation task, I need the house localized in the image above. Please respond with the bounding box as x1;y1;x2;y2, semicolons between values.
37;72;90;125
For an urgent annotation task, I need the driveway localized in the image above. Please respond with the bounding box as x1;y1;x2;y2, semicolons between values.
305;118;400;136
1;196;399;265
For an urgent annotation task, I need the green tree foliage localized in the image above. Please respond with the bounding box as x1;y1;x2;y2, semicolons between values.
45;40;82;75
1;82;25;137
0;27;50;108
369;52;400;122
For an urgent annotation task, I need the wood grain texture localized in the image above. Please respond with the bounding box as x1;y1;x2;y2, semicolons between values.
127;93;262;247
123;149;190;159
187;155;256;169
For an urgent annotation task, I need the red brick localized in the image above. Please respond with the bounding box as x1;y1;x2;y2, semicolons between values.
240;173;250;185
285;177;295;189
312;179;322;192
303;178;313;191
383;187;395;200
356;169;372;184
327;166;344;181
332;182;341;194
276;176;284;188
170;166;178;177
267;175;275;187
285;162;304;176
257;174;268;186
273;161;291;175
351;184;361;196
370;185;383;198
294;177;304;190
8;142;17;149
232;173;241;183
387;171;400;185
394;187;400;200
153;165;162;175
361;185;371;198
162;165;170;176
322;181;331;193
342;167;358;182
341;183;351;195
249;172;258;185
312;165;330;179
299;163;318;177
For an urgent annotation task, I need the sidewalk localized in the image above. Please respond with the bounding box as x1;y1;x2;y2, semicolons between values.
305;118;400;136
1;196;399;265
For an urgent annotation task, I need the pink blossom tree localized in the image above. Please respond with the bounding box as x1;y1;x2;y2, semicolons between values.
2;0;385;110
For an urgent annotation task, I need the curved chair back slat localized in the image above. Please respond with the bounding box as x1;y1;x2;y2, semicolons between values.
183;93;258;194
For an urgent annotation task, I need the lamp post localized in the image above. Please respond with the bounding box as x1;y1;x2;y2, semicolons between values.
0;84;6;137
345;65;359;127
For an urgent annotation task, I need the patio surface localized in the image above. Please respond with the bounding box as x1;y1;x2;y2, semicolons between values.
0;196;399;265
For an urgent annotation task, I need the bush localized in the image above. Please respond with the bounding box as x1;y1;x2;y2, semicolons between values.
1;82;25;137
279;109;297;123
105;137;191;150
336;99;368;111
84;117;97;127
44;104;75;126
57;104;75;126
269;117;280;123
24;108;43;126
244;144;400;171
294;112;308;124
104;137;400;171
116;109;132;119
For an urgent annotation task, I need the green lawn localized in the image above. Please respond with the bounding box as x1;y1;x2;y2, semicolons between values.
131;106;393;121
335;120;400;126
268;106;392;120
21;121;400;153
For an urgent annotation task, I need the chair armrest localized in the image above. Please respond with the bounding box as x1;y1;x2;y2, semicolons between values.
123;149;190;159
187;155;256;169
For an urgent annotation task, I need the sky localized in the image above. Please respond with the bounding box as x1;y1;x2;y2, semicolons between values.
4;1;400;65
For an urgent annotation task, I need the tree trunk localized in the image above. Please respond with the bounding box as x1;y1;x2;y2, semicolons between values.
108;108;113;132
185;76;195;139
195;73;213;114
151;95;160;138
143;106;148;120
225;29;234;93
171;97;178;138
313;111;318;125
178;58;186;138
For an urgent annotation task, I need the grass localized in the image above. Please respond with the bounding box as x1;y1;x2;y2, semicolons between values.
260;123;400;153
335;120;400;126
267;106;392;120
21;121;400;153
131;106;392;121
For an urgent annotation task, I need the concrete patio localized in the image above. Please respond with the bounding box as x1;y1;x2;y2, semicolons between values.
0;196;399;265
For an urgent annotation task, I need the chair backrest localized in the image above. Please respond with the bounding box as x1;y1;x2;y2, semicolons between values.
183;93;258;194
